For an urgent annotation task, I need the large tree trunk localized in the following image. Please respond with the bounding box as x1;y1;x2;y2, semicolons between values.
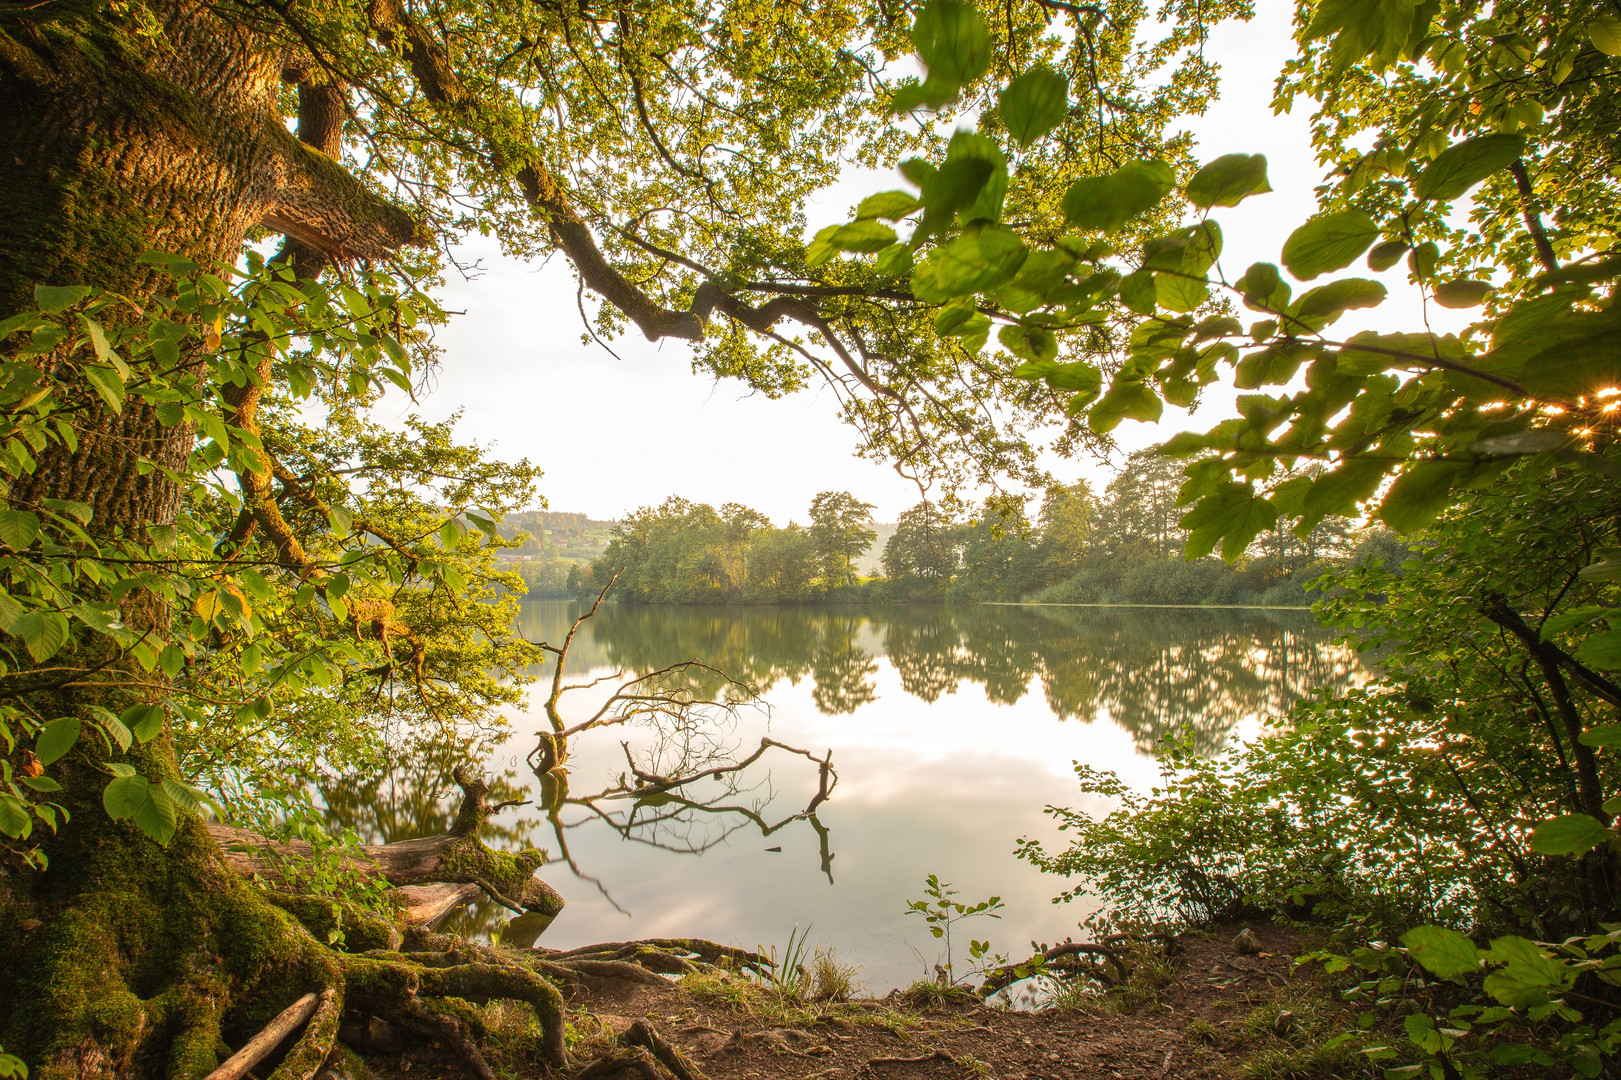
0;7;548;1079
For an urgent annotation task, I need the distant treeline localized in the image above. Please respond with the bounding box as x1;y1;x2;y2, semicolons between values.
553;446;1407;608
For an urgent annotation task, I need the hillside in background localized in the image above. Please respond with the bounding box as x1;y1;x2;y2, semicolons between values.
497;511;615;597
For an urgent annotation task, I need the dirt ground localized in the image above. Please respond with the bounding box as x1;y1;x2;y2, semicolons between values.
343;921;1361;1080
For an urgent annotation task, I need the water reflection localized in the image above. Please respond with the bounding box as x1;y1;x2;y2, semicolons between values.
318;603;1364;978
524;602;1360;753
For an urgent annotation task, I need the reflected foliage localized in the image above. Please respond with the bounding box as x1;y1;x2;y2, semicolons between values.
525;601;1364;753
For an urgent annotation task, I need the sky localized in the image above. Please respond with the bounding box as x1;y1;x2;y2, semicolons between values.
398;0;1472;525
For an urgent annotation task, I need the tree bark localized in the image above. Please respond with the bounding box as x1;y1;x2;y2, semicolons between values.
0;6;419;1077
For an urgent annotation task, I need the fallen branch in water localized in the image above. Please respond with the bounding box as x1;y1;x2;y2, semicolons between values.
978;940;1130;997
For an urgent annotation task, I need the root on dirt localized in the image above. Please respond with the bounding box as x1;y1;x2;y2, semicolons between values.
8;761;761;1080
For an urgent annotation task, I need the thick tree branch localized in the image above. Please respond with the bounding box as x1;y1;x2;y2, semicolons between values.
1510;159;1559;274
1483;596;1609;823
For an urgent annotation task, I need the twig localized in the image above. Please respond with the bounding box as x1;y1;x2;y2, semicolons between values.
472;877;526;914
864;1049;955;1067
203;990;319;1080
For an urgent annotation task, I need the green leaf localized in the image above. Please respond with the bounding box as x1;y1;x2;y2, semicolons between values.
103;773;147;818
35;284;91;314
1234;342;1314;389
890;75;960;113
856;191;922;220
1578;723;1621;748
79;314;124;374
0;508;41;550
1062;160;1175;232
100;712;133;752
35;716;81;766
0;794;29;839
1592;15;1621;56
1010;359;1101;393
998;323;1058;363
874;244;914;276
103;772;178;844
1402;926;1483;979
1181;482;1280;561
1540;604;1608;640
1185;154;1272;208
440;517;463;550
1432;280;1494;309
830;220;898;252
918;158;993;226
1118;270;1157;315
1483;936;1574;1008
21;774;62;792
910;228;1027;303
999;67;1069;146
1367;240;1409;271
1281;212;1380;280
84;365;125;414
121;703;166;744
1414;134;1526;202
1577;629;1621;670
1408;241;1439;279
1378;460;1470;533
162;779;208;814
1155;273;1209;313
1237;262;1291;310
1528;814;1613;856
16;609;70;662
912;0;991;88
1087;381;1162;432
1292;278;1387;325
935;301;976;335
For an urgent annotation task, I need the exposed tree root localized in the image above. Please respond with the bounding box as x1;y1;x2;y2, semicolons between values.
2;760;753;1080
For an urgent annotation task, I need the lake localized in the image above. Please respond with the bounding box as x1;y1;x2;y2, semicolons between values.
321;601;1366;994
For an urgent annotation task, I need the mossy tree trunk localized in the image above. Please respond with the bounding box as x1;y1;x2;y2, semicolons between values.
0;6;546;1078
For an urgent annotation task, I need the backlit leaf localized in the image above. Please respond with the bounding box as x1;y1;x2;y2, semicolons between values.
999;67;1069;146
1592;15;1621;55
1401;926;1483;979
856;191;922;221
1433;280;1494;309
1414;134;1525;202
912;0;991;88
1185;154;1271;208
1062;160;1175;232
1281;212;1379;280
1528;814;1612;856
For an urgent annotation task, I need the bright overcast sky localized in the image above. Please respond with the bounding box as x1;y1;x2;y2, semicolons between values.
400;0;1472;525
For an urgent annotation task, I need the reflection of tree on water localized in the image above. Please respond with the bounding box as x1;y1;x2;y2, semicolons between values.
523;588;841;911
812;615;880;715
569;601;1365;753
533;734;838;893
1014;607;1362;752
317;735;544;939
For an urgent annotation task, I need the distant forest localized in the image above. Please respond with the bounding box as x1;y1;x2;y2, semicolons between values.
518;447;1407;608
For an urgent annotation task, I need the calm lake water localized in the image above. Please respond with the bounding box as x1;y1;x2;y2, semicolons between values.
324;601;1365;993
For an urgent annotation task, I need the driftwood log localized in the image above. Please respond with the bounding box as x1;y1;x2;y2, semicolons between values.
207;764;561;925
